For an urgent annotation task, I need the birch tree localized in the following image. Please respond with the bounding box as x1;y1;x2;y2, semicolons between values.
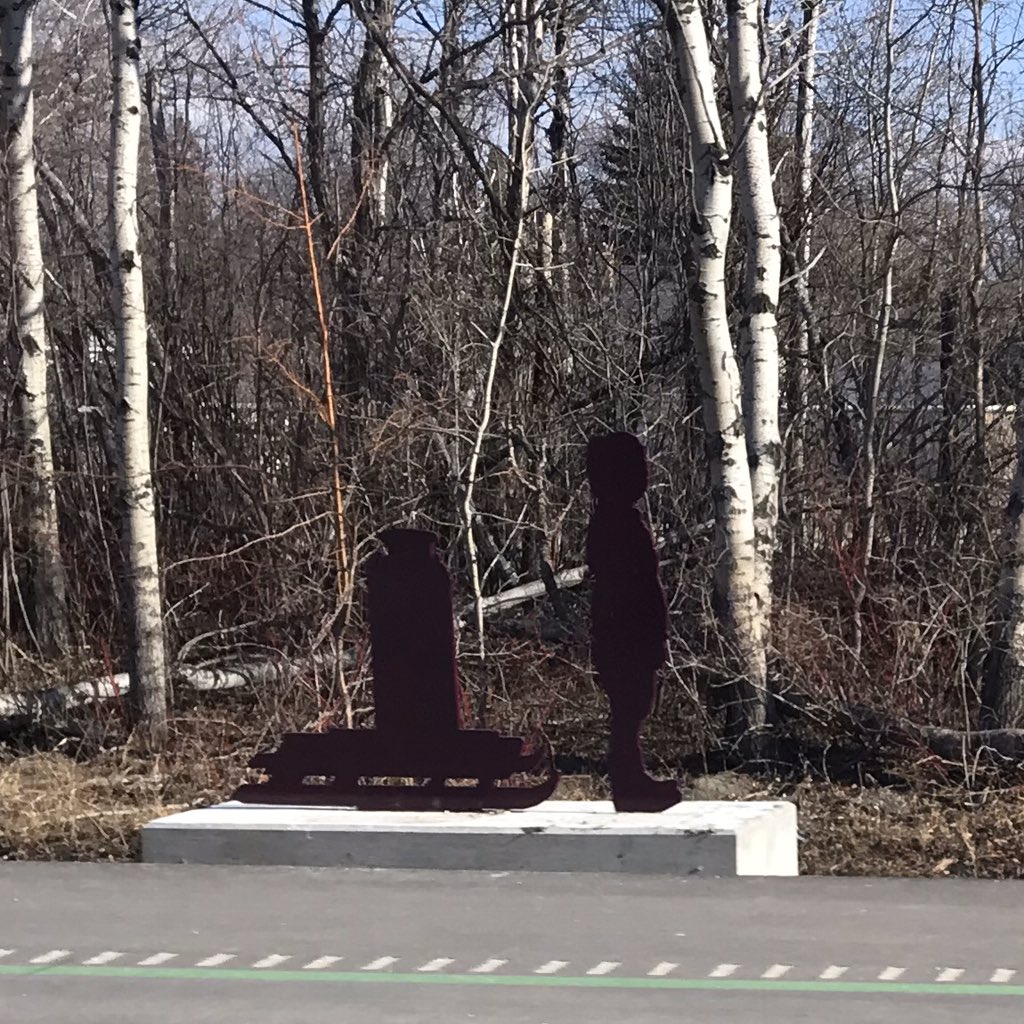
963;0;990;467
788;0;821;478
663;0;767;738
109;0;168;746
505;0;545;281
726;0;782;629
352;0;393;236
1;0;70;657
545;8;573;299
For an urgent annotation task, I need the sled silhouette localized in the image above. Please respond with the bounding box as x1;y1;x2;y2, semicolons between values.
232;729;558;810
232;528;558;810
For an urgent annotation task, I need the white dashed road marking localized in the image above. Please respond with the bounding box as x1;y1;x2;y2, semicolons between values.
648;962;678;977
4;946;1019;987
418;958;455;972
534;960;569;975
470;959;507;973
819;965;848;980
361;956;399;971
195;954;235;968
30;950;70;965
709;964;739;978
252;955;291;969
82;952;124;966
137;953;177;966
303;956;343;970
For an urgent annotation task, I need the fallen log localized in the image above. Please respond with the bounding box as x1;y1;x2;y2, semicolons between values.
910;724;1024;763
453;525;703;627
0;652;353;735
772;690;1024;766
456;566;588;625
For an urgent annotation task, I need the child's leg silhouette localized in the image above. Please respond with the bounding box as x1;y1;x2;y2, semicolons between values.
604;671;680;812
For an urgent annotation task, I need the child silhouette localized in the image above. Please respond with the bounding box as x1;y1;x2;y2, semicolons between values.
586;433;681;812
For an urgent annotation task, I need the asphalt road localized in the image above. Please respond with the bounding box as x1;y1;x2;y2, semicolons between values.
1;865;1022;1022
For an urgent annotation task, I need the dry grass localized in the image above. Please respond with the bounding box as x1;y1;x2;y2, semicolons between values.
0;751;176;861
4;735;1024;877
0;702;259;861
3;657;1024;875
790;779;1024;877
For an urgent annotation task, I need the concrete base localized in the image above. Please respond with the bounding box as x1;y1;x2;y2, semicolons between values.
141;799;798;876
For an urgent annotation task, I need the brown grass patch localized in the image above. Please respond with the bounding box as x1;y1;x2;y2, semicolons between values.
5;742;1024;878
789;779;1024;878
0;751;175;861
4;672;1024;876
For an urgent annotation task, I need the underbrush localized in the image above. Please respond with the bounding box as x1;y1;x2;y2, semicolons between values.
2;677;1023;877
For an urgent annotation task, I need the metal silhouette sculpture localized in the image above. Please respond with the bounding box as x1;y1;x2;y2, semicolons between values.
587;432;681;812
233;528;558;810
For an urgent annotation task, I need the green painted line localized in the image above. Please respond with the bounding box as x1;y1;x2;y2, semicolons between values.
0;964;1023;997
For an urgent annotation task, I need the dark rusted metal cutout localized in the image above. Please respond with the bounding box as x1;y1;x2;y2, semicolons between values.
233;528;558;810
587;432;681;812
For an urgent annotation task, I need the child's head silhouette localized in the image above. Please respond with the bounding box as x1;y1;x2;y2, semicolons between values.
586;432;648;506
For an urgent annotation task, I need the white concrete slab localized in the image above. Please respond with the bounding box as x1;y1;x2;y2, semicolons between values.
141;799;798;876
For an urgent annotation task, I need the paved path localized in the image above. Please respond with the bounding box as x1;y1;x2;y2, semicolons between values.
1;865;1022;1021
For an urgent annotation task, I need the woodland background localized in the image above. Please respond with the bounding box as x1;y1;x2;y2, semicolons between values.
4;0;1024;869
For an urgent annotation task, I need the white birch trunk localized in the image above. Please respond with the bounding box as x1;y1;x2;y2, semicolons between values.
666;0;767;736
547;13;572;299
108;0;168;746
364;0;393;227
1;0;69;656
353;0;393;233
374;46;393;226
506;0;544;279
726;0;782;629
966;0;988;467
790;0;820;476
